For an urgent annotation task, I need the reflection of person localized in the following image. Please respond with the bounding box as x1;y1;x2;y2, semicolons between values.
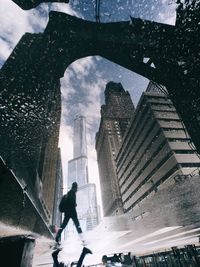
56;182;83;243
102;255;108;265
112;254;121;263
52;247;92;267
123;252;133;266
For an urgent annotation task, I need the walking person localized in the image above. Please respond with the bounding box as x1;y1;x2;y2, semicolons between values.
55;182;83;243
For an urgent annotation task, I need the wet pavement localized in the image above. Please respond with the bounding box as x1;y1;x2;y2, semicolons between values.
32;214;200;267
1;175;200;266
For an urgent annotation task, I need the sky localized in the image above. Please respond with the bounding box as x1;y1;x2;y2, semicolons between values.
0;0;177;207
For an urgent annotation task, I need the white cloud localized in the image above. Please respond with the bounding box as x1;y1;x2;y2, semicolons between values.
69;57;97;79
0;38;12;61
158;5;176;25
50;2;79;17
0;0;78;64
0;1;33;45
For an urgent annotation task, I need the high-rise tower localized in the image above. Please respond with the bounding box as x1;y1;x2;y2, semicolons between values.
68;116;88;187
73;115;87;158
67;116;99;232
95;81;135;216
116;82;200;224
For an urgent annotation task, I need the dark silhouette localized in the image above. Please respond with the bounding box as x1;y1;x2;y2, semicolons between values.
52;247;92;267
56;182;82;243
102;253;122;264
123;252;133;265
112;254;121;263
12;0;69;10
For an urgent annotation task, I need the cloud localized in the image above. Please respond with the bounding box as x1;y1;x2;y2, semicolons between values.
0;1;31;53
0;1;78;64
60;56;106;122
158;10;176;25
158;2;177;25
50;2;79;17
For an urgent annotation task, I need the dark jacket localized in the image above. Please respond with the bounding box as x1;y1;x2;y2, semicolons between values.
59;188;77;213
65;188;77;209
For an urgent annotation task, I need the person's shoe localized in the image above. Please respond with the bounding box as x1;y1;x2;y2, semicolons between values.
83;247;93;254
79;233;86;245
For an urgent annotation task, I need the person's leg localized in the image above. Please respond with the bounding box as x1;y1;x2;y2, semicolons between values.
52;248;62;267
55;214;70;242
71;210;82;234
77;247;92;267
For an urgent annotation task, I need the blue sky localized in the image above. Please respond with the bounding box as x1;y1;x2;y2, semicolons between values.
0;0;177;205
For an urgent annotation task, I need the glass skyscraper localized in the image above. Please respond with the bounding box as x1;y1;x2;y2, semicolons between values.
67;115;99;232
68;116;88;187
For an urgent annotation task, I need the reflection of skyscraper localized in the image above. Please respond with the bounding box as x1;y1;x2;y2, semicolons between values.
95;82;135;216
67;116;99;232
68;116;88;187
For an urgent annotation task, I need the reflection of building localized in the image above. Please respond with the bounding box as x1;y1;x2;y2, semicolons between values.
95;82;135;216
67;116;99;232
116;82;200;216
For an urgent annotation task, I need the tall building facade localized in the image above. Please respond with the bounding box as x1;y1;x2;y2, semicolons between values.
95;82;135;216
0;32;63;232
116;82;200;217
52;148;63;228
67;116;99;232
68;116;88;187
39;85;62;224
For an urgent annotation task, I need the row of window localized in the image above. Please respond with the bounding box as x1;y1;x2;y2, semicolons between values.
116;104;149;163
117;107;154;172
125;162;200;213
124;164;179;212
118;128;163;190
117;121;159;183
121;141;171;199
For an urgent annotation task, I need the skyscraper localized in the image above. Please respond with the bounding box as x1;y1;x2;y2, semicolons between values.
68;116;88;187
95;81;135;216
0;32;63;230
67;116;99;231
116;82;200;219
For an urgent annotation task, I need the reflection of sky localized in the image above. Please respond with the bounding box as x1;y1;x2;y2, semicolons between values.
0;0;177;206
